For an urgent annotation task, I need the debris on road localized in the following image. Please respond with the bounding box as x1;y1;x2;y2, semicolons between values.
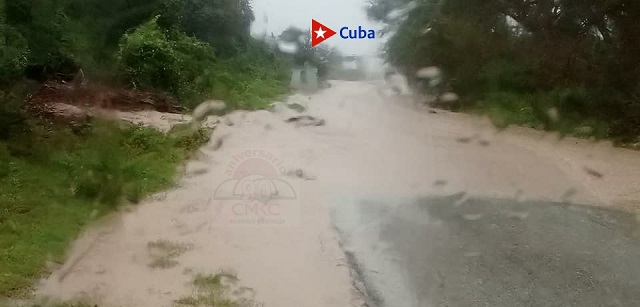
286;168;317;181
210;135;227;151
584;167;604;179
285;115;325;127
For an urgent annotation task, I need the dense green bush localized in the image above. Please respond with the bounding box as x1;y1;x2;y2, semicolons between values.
117;17;216;103
0;22;30;138
369;0;640;142
118;17;290;109
0;90;28;140
0;24;29;86
157;0;254;57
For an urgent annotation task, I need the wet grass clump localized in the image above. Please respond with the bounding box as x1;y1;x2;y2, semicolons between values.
174;272;241;307
147;240;194;269
0;119;210;297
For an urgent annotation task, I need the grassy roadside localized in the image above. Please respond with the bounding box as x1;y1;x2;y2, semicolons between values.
1;272;244;307
464;91;617;143
0;119;209;298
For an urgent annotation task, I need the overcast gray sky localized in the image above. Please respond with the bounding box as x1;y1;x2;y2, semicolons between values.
250;0;384;56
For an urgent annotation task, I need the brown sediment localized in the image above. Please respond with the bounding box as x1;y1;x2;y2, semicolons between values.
36;81;640;307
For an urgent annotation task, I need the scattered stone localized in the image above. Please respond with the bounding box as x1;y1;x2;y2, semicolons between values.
188;168;208;177
285;94;310;110
584;167;604;179
287;103;306;113
210;135;226;151
286;168;317;180
285;115;325;127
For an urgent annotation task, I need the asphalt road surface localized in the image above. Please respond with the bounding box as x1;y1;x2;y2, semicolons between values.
333;194;640;307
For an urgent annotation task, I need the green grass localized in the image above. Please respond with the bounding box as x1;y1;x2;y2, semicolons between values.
469;91;611;140
0;299;95;307
470;92;543;130
174;273;241;307
0;119;209;298
205;60;291;111
147;240;194;269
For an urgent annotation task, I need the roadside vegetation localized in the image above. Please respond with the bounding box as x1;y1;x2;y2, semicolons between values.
368;0;640;146
174;272;247;307
147;239;194;269
0;120;210;297
0;0;291;299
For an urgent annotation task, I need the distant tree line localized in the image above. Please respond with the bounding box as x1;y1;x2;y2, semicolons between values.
0;0;291;113
368;0;640;142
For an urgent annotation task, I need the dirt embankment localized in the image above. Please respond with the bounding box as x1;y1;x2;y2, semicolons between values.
25;81;189;130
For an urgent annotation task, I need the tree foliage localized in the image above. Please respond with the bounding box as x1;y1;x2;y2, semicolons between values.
0;0;291;106
368;0;640;141
157;0;255;57
117;17;217;102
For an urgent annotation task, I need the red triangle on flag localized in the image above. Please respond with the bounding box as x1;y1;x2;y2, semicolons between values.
311;19;336;47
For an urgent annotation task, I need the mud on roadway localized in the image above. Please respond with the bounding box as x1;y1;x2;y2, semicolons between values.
35;81;640;307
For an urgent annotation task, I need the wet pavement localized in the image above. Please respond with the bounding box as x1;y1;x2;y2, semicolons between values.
332;193;640;307
36;81;640;307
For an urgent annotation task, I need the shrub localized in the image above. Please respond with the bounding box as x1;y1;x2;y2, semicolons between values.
117;16;216;105
119;17;290;110
0;24;29;86
482;60;534;94
475;92;541;129
0;89;28;140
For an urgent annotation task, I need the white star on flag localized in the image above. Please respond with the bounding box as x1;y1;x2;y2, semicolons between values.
315;27;327;39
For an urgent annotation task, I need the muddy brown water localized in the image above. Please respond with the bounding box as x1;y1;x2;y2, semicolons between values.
36;81;640;307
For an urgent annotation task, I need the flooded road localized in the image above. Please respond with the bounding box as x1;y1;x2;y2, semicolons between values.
333;195;640;307
38;81;640;307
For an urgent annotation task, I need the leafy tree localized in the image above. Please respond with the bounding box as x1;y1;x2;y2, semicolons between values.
368;0;640;140
158;0;255;57
0;0;291;112
117;17;217;102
